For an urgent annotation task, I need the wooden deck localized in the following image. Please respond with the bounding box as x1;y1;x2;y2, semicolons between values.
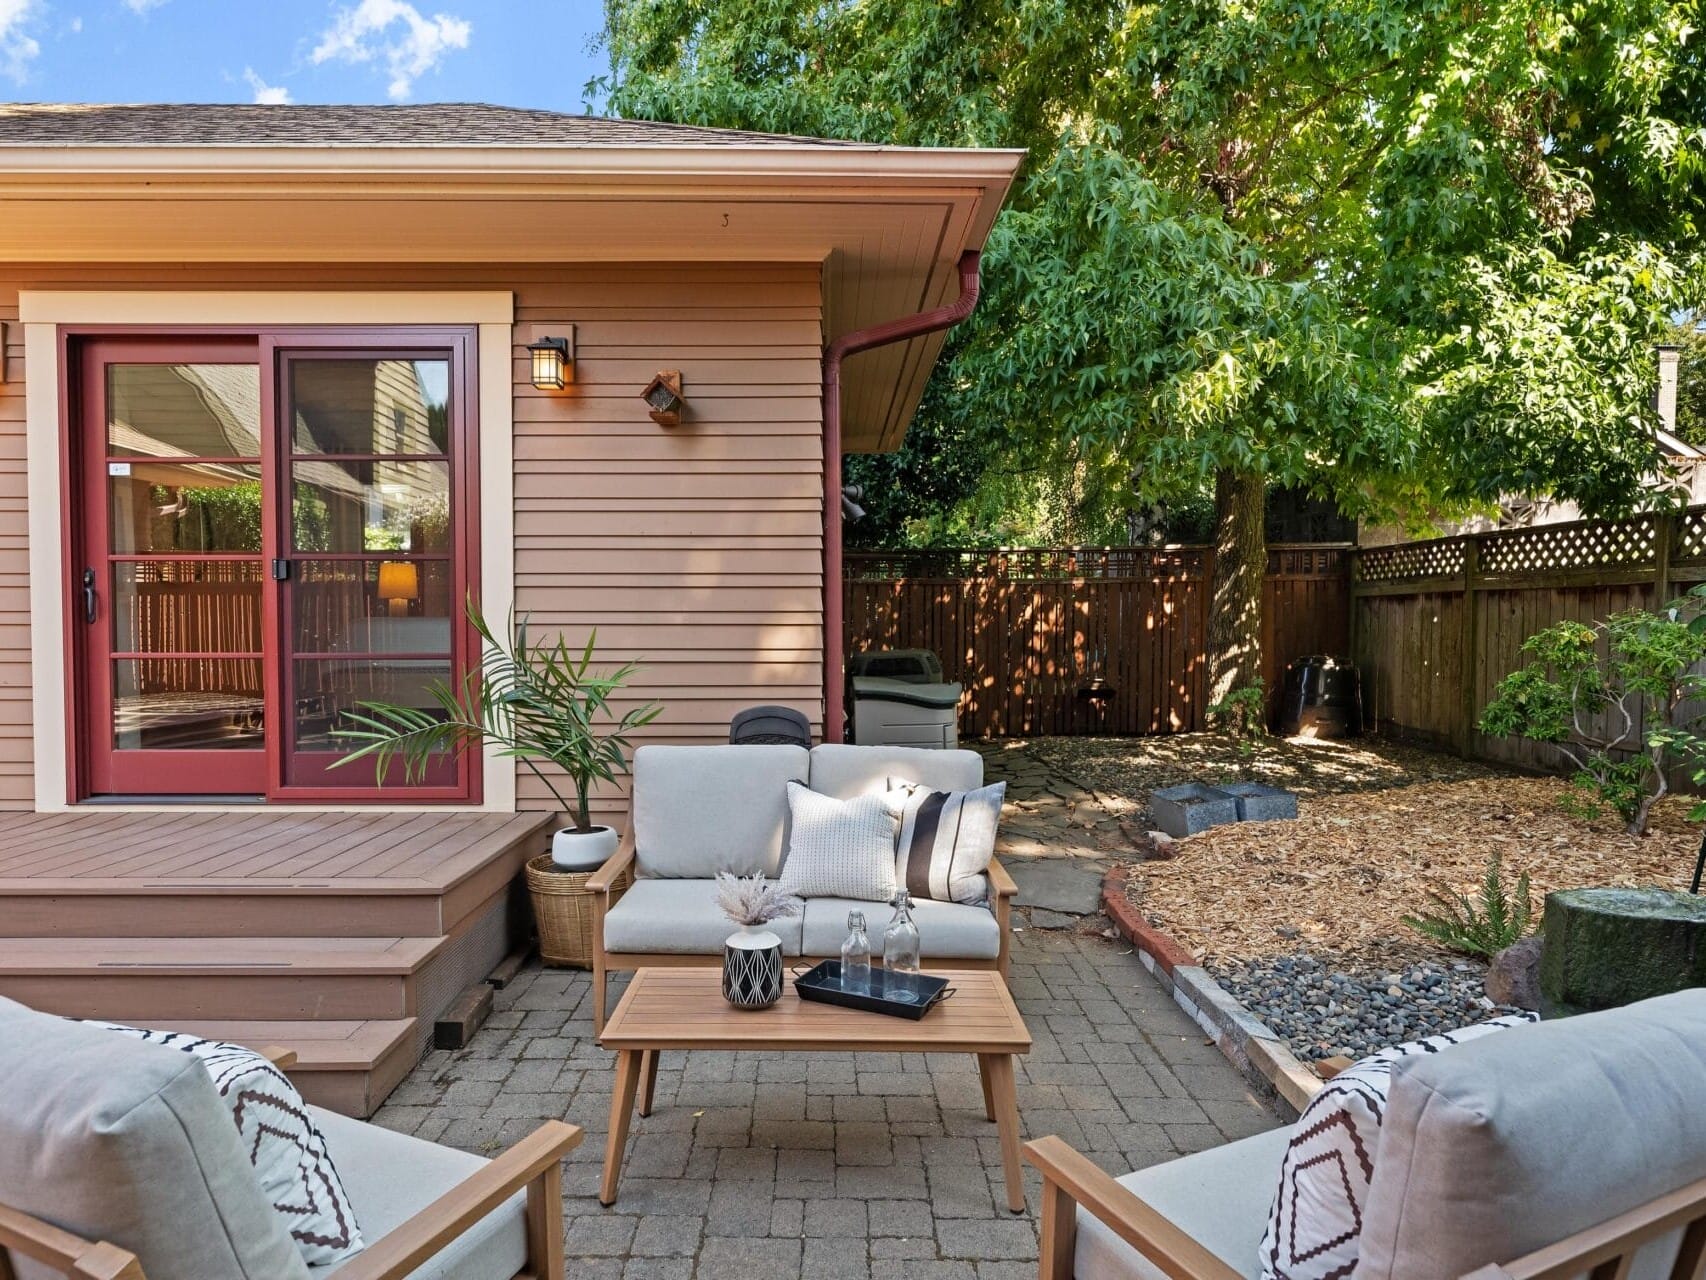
0;809;554;1115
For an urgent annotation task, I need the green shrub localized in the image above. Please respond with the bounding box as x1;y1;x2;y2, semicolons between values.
1479;586;1706;835
1208;678;1268;739
1401;853;1535;957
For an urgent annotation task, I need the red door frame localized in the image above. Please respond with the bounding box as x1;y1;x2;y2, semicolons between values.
76;336;268;797
60;324;482;805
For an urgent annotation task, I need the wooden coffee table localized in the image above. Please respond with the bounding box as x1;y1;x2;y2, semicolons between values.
597;967;1033;1211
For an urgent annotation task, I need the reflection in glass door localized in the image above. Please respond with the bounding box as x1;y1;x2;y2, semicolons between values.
80;339;267;795
278;353;462;792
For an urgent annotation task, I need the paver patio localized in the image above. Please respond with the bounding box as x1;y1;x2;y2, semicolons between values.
372;930;1281;1280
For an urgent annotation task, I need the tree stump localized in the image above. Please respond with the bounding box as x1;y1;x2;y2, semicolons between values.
1539;887;1706;1017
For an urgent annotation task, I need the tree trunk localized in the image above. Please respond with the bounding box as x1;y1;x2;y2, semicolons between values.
1207;467;1266;709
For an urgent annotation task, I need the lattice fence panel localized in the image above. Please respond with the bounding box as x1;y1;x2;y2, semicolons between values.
1354;538;1468;584
1477;517;1656;577
844;547;1224;580
1676;510;1706;565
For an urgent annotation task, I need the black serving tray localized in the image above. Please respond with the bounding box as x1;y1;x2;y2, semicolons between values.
792;959;954;1020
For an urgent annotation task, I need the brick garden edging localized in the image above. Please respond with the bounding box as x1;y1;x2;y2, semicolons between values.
1101;865;1321;1117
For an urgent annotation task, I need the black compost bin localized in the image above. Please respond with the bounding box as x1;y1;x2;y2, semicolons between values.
1278;655;1363;738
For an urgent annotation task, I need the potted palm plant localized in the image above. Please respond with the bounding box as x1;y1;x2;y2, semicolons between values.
334;602;662;870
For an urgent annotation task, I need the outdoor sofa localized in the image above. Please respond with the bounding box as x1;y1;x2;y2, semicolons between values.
587;743;1018;1031
1024;987;1706;1280
0;995;580;1280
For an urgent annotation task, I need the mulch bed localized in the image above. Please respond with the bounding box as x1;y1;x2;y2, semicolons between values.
1126;772;1695;968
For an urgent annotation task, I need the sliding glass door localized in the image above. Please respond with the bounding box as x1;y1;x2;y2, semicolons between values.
73;330;477;802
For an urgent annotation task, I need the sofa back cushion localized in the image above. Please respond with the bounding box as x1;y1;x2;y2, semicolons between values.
809;744;982;800
0;996;311;1280
633;743;809;878
1356;988;1706;1280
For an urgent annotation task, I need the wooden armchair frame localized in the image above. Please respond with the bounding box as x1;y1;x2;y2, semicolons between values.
587;827;1019;1033
0;1049;583;1280
1025;1136;1706;1280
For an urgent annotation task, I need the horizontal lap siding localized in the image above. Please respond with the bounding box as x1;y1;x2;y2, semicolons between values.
512;267;824;819
0;265;824;815
0;292;25;807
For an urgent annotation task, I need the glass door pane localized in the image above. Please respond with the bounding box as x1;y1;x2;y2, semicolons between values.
82;348;268;796
279;355;462;792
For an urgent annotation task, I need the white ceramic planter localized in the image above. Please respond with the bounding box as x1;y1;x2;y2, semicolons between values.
551;824;619;871
723;924;784;1009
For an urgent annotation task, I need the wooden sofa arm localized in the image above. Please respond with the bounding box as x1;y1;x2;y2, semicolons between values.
585;828;635;895
332;1120;583;1280
0;1205;144;1280
1025;1137;1240;1280
988;857;1018;900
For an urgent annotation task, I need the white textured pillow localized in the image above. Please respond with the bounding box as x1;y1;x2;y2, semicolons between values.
888;779;1005;905
777;780;902;901
82;1022;364;1268
1258;1012;1537;1280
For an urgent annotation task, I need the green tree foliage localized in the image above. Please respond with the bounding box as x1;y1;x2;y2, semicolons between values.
1479;588;1706;835
600;0;1705;693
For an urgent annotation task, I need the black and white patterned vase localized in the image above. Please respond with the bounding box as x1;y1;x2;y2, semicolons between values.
723;926;783;1009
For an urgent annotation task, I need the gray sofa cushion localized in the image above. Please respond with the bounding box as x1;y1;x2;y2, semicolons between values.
311;1107;525;1280
633;744;808;878
0;995;310;1280
808;744;982;799
800;896;1000;960
1077;1126;1289;1280
606;878;805;955
1357;988;1706;1280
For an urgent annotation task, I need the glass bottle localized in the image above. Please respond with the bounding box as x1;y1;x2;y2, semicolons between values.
884;889;922;974
840;910;871;993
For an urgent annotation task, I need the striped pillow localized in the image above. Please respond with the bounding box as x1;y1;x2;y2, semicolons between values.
888;779;1005;905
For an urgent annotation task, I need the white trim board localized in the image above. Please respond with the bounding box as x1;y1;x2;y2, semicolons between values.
21;289;517;813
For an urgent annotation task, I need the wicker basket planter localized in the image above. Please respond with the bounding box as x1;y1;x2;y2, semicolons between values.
526;852;631;970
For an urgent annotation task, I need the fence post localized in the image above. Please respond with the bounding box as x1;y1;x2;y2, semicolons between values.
1655;511;1676;607
1458;536;1480;759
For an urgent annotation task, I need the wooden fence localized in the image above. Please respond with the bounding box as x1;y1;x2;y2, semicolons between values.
1350;508;1706;768
844;544;1351;738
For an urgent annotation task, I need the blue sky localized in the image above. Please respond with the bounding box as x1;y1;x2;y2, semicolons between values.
0;0;610;111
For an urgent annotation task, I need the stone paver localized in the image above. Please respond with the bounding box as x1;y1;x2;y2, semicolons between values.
373;931;1281;1277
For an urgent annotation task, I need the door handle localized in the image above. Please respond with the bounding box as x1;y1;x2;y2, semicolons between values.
81;567;96;624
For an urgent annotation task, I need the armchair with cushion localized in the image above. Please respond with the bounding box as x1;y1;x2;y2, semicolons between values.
587;743;1018;1031
0;997;581;1280
1025;988;1706;1280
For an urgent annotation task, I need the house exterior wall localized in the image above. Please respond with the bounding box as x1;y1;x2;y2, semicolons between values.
0;263;825;817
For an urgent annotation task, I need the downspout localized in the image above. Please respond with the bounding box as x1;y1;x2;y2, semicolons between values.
822;248;982;742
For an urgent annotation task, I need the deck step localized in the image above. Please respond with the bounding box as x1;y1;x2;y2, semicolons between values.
0;935;443;1021
145;1018;421;1118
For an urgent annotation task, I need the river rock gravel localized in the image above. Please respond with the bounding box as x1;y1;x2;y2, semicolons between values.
1208;951;1525;1061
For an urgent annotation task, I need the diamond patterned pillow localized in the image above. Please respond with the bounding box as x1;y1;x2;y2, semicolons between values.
1259;1013;1538;1280
79;1022;364;1268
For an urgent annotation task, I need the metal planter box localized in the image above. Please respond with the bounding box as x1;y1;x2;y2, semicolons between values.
1220;781;1299;823
1150;783;1239;838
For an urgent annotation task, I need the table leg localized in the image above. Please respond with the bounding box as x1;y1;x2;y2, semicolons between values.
976;1056;997;1122
638;1049;659;1118
599;1048;642;1206
979;1053;1025;1214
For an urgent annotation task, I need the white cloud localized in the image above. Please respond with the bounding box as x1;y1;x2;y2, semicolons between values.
310;0;470;101
0;0;41;82
244;67;291;105
121;0;168;13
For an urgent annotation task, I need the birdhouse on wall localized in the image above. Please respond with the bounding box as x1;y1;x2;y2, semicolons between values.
641;370;685;426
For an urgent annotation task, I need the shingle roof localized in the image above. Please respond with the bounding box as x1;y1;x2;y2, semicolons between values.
0;103;872;148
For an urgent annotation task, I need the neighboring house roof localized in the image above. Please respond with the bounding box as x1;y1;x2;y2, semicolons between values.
0;103;869;149
0;102;1022;453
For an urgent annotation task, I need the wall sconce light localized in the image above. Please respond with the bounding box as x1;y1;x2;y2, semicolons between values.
641;370;685;426
527;330;574;391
